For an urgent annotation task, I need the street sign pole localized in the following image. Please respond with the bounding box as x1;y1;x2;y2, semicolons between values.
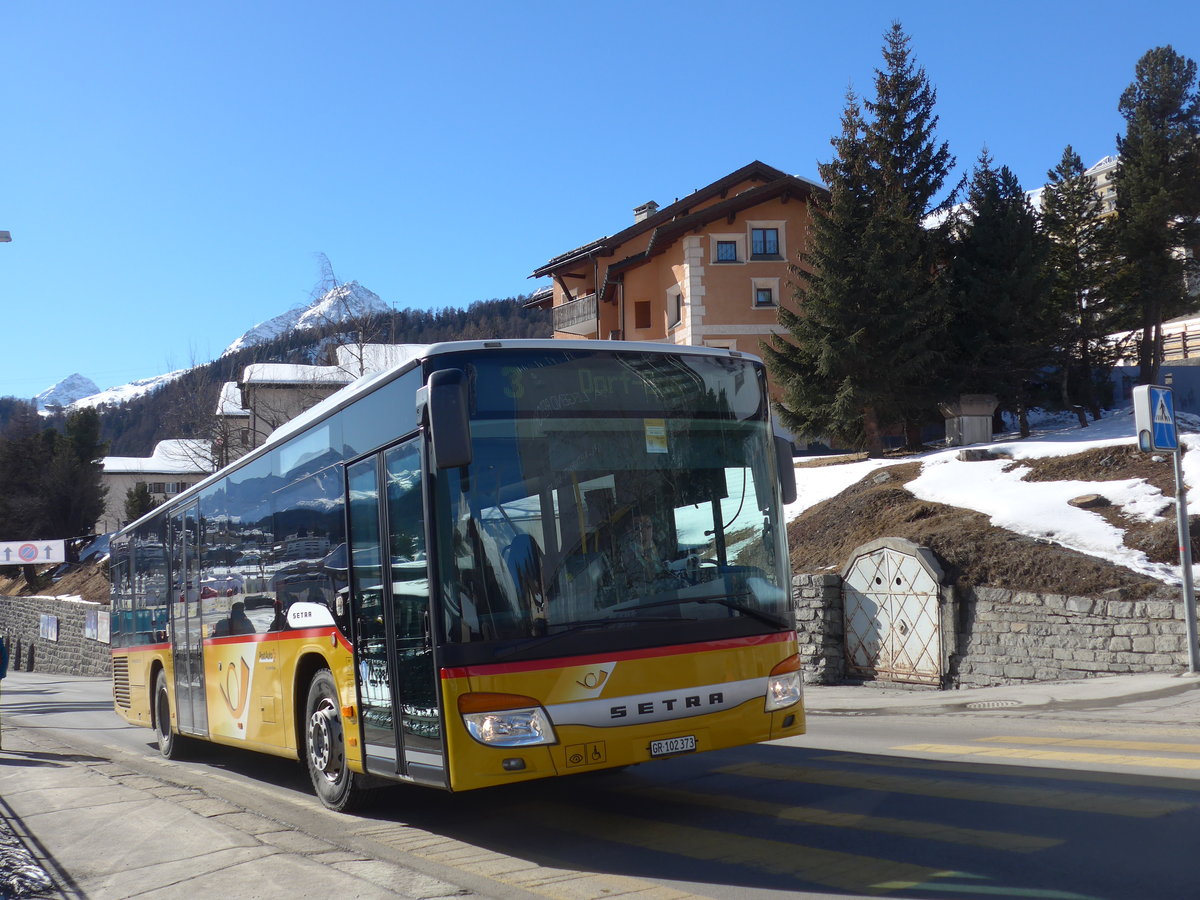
1173;449;1200;673
1133;384;1198;673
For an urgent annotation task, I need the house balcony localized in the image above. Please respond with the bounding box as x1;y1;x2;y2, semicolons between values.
553;292;598;336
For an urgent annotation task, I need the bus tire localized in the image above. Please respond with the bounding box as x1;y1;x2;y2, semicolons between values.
304;668;365;811
153;670;181;759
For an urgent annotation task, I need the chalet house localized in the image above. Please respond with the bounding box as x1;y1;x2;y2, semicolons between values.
528;161;826;374
99;439;213;533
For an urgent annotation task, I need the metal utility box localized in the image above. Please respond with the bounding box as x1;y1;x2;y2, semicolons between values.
939;395;998;447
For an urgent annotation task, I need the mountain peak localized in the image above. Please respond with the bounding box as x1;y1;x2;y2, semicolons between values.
35;373;101;411
223;281;390;356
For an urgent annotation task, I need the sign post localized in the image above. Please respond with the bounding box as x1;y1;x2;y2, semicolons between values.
1133;385;1199;673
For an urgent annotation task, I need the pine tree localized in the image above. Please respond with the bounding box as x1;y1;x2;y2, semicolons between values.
0;404;53;540
1112;46;1200;385
767;23;954;453
1040;146;1116;419
946;151;1049;437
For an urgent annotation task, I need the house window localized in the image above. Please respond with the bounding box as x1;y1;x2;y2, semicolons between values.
667;288;683;329
634;301;652;330
752;276;781;308
148;482;166;494
751;228;780;259
709;234;745;264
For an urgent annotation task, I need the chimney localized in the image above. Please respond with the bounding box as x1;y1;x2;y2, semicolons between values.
633;201;659;223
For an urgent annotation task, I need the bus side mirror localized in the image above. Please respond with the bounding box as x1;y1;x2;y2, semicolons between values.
429;369;473;469
775;436;796;506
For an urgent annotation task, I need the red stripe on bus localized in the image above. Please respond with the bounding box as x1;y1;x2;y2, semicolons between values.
204;628;352;652
112;642;170;654
439;630;794;680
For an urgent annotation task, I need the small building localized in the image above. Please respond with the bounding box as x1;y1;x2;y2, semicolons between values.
214;381;252;466
99;439;213;534
238;363;356;452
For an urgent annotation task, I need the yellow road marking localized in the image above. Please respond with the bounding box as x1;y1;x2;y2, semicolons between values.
627;785;1060;853
979;735;1200;754
816;752;1200;792
355;822;705;900
714;762;1189;817
897;742;1200;772
522;802;962;896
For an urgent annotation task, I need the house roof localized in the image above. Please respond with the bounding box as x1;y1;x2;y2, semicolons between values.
241;363;356;386
216;382;249;417
530;161;826;285
103;439;213;475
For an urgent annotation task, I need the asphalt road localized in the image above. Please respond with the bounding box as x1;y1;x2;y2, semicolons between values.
7;674;1200;900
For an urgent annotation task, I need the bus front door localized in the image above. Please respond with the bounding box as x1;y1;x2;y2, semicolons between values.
347;438;444;785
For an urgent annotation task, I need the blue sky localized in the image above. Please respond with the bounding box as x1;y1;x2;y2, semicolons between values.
1;1;1195;400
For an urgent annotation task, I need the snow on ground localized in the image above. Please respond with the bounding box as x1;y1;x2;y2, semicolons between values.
786;407;1200;585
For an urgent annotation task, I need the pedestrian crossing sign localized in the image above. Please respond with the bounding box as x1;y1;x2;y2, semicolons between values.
1133;384;1179;452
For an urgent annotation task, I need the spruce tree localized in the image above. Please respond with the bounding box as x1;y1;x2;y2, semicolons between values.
946;151;1049;437
764;91;876;448
768;23;954;453
124;482;157;524
1040;146;1115;419
1112;46;1200;385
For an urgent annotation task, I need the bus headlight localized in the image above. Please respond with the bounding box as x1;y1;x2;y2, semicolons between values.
458;692;557;747
765;655;804;712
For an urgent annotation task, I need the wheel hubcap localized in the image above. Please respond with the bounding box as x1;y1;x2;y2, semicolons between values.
309;698;341;779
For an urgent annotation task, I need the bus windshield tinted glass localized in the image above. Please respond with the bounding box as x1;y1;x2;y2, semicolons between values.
434;350;790;646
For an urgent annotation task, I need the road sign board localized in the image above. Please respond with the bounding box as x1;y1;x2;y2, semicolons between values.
1133;384;1180;452
0;540;66;565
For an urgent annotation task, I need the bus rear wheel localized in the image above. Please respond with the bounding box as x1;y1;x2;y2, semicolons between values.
304;669;366;811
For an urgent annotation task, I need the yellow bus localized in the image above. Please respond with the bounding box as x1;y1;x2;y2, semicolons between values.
110;340;804;810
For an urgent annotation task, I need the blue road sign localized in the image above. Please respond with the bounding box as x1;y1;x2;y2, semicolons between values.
1151;386;1179;451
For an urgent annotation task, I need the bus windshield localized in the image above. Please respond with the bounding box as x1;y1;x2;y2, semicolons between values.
433;349;791;653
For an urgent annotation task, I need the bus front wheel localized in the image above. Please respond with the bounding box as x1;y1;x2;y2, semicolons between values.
153;670;180;759
304;669;365;811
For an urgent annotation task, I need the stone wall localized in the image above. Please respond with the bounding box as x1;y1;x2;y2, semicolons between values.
792;573;845;684
792;571;1191;688
0;595;112;678
953;584;1188;687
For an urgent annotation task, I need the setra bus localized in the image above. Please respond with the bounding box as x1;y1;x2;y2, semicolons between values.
109;340;804;810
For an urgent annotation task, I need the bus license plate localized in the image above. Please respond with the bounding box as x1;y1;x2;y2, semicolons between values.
650;735;696;757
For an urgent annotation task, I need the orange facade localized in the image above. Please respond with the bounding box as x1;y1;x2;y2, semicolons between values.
530;162;825;389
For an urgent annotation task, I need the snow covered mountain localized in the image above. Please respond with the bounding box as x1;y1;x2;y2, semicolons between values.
69;370;189;410
222;281;390;356
34;373;100;411
32;280;394;413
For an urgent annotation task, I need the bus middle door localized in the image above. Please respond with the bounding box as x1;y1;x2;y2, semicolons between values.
169;502;207;735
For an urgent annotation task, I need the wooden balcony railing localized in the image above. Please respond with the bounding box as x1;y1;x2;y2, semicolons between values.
553;292;597;336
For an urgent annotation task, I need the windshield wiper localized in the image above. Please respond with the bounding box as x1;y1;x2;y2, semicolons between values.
496;616;691;659
626;591;791;630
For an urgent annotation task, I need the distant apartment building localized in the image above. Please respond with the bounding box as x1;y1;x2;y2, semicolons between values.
527;161;825;383
99;439;213;533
